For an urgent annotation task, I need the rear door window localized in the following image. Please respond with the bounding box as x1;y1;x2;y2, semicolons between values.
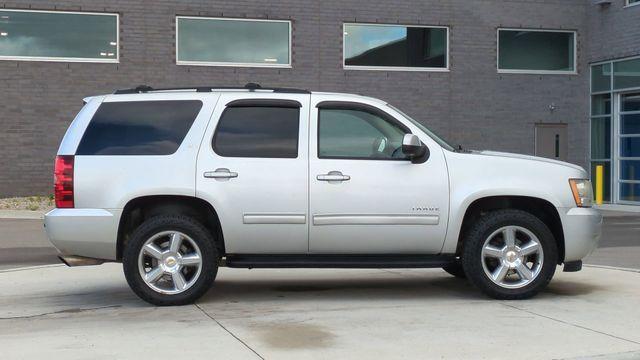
212;105;300;158
76;100;203;155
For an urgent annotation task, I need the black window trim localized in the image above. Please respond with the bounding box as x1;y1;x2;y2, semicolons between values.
226;98;302;108
211;103;301;159
316;101;414;161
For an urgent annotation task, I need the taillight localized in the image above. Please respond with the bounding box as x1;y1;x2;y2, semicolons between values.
54;155;74;208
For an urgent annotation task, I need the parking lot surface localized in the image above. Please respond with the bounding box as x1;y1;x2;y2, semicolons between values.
1;264;640;359
1;214;639;359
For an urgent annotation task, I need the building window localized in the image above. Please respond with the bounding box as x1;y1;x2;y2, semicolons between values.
176;17;291;67
590;57;640;204
497;29;576;74
626;0;640;7
0;9;118;63
613;57;640;90
343;23;449;71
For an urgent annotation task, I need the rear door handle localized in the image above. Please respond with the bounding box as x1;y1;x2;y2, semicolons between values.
317;171;351;182
204;168;238;180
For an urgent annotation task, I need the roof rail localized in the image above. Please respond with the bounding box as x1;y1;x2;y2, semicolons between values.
113;83;310;95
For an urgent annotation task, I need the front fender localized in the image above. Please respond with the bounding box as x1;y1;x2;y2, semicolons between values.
441;189;563;254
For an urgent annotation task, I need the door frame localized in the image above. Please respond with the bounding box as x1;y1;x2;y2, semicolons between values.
615;90;640;205
533;122;568;160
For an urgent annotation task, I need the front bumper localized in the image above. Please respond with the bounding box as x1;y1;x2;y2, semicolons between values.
44;208;122;261
558;207;602;262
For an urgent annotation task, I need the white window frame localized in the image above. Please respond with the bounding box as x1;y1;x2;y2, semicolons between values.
497;28;577;75
0;8;119;63
175;16;292;68
625;0;640;8
342;23;450;72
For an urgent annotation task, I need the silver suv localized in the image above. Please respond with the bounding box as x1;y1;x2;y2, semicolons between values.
45;83;602;305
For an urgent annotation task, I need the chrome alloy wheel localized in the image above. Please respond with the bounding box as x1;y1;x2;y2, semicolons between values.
138;231;203;295
481;226;544;289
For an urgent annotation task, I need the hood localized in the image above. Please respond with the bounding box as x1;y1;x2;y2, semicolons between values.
472;150;586;173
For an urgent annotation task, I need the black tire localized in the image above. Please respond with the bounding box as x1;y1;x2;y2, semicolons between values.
461;209;557;300
442;260;466;278
123;215;219;306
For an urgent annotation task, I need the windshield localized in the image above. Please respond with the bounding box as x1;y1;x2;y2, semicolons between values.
387;104;456;151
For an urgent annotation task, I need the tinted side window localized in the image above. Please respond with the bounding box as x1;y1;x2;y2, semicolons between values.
213;107;299;158
77;100;202;155
319;108;409;160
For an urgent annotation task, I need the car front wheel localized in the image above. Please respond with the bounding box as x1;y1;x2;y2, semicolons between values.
462;209;557;300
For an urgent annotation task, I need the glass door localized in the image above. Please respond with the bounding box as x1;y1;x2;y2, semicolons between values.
618;92;640;204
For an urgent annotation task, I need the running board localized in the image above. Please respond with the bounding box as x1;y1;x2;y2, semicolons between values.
223;254;455;269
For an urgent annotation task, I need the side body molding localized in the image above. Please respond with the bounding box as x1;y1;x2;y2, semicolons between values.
313;214;439;226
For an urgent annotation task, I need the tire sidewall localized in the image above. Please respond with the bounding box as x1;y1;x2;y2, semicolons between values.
123;215;218;306
462;210;558;299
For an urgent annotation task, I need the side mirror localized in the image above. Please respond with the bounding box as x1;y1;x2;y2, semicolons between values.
402;134;429;164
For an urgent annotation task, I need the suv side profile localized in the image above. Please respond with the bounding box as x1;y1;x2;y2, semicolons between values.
45;84;602;306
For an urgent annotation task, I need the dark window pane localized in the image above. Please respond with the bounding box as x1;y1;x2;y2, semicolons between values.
614;58;640;90
77;101;202;155
620;183;640;203
591;94;611;116
621;160;640;181
621;93;640;112
590;161;611;202
591;116;611;159
591;63;612;93
620;137;640;157
213;107;299;158
344;24;447;68
621;114;640;135
177;17;290;66
319;108;408;159
498;30;575;72
0;10;117;60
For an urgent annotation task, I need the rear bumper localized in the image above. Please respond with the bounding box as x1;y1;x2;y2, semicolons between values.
558;207;602;262
44;208;121;261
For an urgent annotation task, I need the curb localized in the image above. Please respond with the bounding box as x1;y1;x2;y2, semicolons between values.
583;264;640;273
0;264;65;273
0;210;47;220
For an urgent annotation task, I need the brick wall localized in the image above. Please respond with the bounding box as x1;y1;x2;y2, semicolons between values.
0;0;591;196
588;0;640;62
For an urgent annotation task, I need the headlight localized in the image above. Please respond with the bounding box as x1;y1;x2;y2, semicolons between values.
569;179;593;207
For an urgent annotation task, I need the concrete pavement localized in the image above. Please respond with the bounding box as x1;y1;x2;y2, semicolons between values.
1;214;639;359
1;264;640;359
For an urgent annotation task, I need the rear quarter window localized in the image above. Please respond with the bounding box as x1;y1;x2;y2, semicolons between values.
76;100;203;155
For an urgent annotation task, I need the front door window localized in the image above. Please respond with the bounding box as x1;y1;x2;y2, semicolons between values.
318;108;409;160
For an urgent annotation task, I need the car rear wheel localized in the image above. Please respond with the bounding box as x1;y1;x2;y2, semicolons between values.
123;215;218;306
462;209;557;300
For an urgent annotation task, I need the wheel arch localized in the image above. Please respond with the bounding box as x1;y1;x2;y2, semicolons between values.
453;195;565;264
116;195;224;261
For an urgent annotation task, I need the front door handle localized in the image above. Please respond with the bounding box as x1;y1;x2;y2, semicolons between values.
204;168;238;180
317;171;351;182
